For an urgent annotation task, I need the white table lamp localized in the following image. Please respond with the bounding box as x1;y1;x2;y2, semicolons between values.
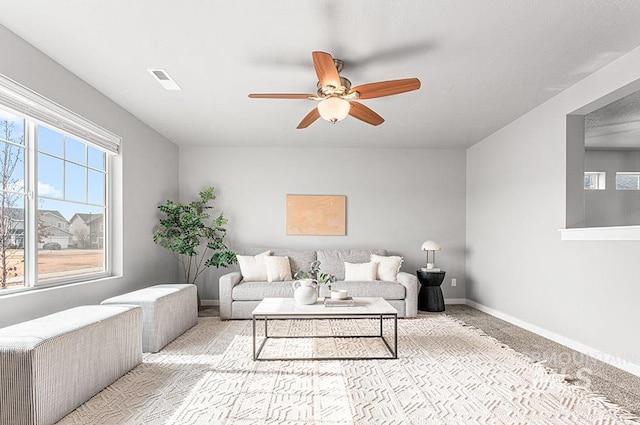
421;240;441;270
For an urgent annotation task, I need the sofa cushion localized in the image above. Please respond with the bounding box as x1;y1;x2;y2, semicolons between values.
237;251;271;281
371;254;404;282
232;281;295;301
243;248;317;276
327;280;406;300
344;261;377;281
317;249;387;280
265;256;292;282
234;280;405;301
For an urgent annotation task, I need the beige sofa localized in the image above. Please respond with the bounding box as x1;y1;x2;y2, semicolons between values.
219;248;418;319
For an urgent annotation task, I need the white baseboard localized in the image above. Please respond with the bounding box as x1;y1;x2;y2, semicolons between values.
445;298;466;304
465;299;640;377
201;299;219;307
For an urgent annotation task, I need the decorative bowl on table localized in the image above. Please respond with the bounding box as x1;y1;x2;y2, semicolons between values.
330;289;348;300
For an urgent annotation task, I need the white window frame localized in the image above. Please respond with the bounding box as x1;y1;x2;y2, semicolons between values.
584;171;606;190
0;73;121;292
33;124;110;287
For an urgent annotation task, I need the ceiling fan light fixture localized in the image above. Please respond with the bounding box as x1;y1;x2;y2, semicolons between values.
318;97;350;123
248;51;420;129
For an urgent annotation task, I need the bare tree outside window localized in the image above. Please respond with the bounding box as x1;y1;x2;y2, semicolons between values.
72;223;90;249
38;214;52;243
0;118;24;289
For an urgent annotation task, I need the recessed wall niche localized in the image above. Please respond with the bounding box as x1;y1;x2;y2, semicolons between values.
566;79;640;231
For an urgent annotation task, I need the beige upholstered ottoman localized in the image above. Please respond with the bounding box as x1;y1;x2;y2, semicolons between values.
101;284;197;353
0;305;142;425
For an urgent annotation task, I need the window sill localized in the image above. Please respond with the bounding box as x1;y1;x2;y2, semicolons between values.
559;225;640;241
0;273;118;298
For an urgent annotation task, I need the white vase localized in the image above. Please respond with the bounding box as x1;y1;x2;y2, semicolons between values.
292;279;318;305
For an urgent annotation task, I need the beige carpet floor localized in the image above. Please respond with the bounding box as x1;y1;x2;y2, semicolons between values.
57;315;640;425
200;304;640;417
444;305;640;415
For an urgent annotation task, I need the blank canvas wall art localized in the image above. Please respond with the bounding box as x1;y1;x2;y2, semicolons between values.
286;195;346;236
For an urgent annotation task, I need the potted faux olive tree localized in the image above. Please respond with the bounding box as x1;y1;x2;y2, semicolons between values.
153;187;236;306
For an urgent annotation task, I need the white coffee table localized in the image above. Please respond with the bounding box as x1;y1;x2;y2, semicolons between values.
252;297;398;361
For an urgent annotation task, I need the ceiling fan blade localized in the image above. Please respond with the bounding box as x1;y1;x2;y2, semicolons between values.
297;107;321;129
312;51;341;88
348;101;385;126
351;78;421;99
248;93;314;99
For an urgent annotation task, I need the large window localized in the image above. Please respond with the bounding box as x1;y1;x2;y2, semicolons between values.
615;172;640;190
0;74;120;292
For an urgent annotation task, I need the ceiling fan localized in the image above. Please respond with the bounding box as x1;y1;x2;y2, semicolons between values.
248;51;421;129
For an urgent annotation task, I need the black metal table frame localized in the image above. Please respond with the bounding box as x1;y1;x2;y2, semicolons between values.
252;313;398;361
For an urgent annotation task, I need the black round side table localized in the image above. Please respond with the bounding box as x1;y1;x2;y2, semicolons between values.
416;270;446;312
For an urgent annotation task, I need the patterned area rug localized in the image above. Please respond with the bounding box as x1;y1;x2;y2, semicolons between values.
58;316;639;424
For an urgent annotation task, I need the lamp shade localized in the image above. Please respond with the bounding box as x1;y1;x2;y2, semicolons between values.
421;240;441;251
318;97;351;123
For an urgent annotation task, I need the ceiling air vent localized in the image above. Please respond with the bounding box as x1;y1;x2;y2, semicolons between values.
147;68;181;91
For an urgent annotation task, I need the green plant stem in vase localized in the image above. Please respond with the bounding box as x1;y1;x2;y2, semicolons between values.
293;260;337;294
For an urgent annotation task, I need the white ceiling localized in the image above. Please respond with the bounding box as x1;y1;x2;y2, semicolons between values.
586;90;640;150
2;1;640;149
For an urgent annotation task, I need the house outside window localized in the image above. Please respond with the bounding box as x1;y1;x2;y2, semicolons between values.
0;73;120;292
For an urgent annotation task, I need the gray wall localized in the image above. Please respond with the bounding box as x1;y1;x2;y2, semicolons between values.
0;24;179;327
585;150;640;227
467;45;640;368
179;146;467;301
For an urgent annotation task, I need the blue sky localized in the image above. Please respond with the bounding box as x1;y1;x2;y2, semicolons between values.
1;109;105;221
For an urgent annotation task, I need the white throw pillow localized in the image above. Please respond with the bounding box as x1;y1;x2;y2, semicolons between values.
237;251;272;281
344;261;377;281
265;256;293;282
370;254;403;282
